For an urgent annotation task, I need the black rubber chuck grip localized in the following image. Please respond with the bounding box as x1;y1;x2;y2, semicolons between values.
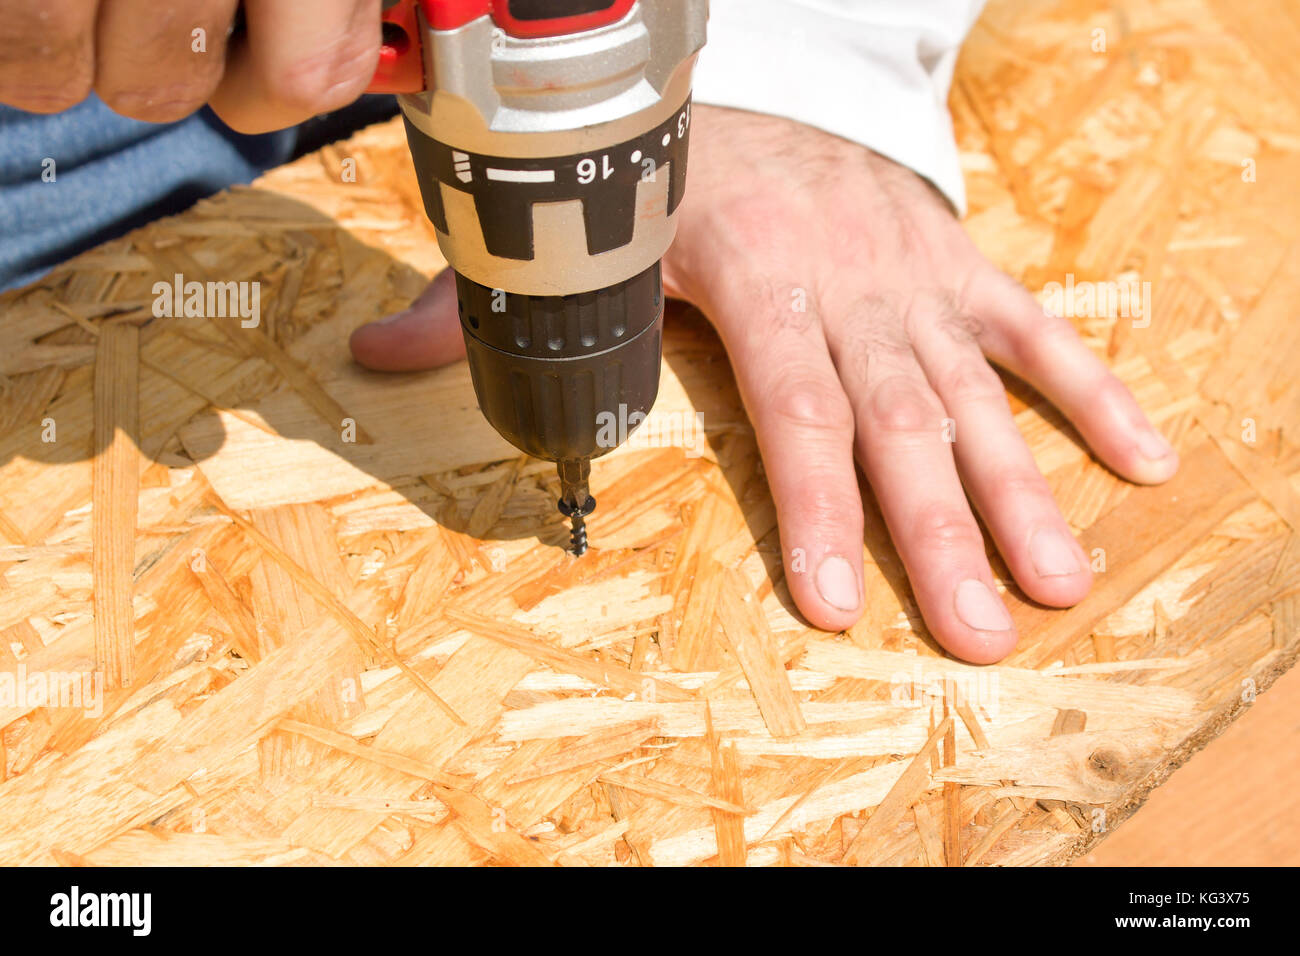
454;261;664;465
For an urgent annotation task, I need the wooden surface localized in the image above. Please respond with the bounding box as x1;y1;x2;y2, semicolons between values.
1078;660;1300;866
1;0;1298;865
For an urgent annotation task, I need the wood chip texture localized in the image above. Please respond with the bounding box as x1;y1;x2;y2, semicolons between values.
0;0;1297;865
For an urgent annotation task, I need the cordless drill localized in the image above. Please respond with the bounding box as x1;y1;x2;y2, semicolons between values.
368;1;708;554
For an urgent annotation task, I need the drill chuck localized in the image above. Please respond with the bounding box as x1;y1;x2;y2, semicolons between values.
455;262;663;551
454;262;663;463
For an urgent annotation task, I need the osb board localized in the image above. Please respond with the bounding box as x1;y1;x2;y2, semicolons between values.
1078;662;1300;865
0;0;1298;867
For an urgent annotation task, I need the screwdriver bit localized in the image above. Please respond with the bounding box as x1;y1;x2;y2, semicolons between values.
557;458;596;556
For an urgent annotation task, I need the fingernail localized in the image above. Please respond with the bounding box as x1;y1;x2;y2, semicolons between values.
1029;527;1081;577
954;579;1013;632
373;309;410;326
1136;428;1175;461
816;555;860;611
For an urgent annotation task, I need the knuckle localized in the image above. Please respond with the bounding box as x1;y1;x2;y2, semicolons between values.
939;308;985;345
1007;312;1078;375
832;294;912;383
0;11;90;85
988;466;1053;505
768;376;855;435
866;375;944;433
910;502;983;554
1018;312;1080;359
98;79;214;122
1040;312;1084;344
0;47;93;113
4;79;90;112
792;485;863;531
939;359;1007;409
89;9;227;122
268;35;378;112
974;268;1023;306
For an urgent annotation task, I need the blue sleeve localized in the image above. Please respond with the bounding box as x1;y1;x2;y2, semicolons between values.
0;94;299;290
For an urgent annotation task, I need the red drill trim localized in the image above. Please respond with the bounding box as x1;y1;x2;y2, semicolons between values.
370;0;637;93
369;0;427;93
420;1;634;38
418;0;492;30
490;1;635;38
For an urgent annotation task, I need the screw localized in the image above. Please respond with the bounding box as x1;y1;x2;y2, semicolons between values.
557;495;596;556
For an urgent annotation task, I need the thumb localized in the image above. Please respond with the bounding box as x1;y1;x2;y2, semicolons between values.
350;269;466;371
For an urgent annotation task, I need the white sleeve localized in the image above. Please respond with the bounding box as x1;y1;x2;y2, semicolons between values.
690;0;986;214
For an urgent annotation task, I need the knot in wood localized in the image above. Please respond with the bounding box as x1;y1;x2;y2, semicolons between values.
1086;747;1126;781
